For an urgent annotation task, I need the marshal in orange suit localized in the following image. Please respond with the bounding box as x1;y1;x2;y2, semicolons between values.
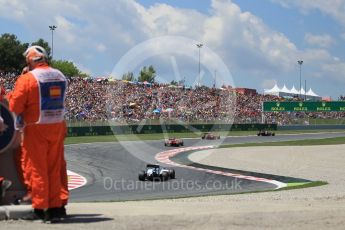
8;45;68;222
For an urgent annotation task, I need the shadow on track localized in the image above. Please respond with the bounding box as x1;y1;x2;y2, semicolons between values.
57;214;113;224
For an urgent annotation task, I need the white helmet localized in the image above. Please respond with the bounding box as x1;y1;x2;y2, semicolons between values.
23;45;48;63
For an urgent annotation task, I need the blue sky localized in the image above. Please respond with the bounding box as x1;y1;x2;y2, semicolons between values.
0;0;345;98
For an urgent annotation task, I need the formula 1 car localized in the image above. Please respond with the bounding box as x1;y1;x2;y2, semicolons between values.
201;132;220;140
164;137;184;147
257;130;275;136
138;164;175;181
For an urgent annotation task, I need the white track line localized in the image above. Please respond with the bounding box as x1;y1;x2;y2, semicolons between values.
155;146;287;190
67;170;87;190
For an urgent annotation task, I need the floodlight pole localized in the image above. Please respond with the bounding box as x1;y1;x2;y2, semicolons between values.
49;25;57;60
196;43;203;87
305;80;307;101
298;60;303;100
214;70;217;88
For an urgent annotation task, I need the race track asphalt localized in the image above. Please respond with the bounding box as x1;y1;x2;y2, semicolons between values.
66;132;345;202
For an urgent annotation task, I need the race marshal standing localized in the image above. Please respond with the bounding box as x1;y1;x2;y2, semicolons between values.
8;45;68;223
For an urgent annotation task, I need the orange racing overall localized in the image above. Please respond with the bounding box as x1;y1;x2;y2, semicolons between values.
8;64;68;209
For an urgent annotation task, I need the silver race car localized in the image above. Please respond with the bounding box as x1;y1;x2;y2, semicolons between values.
138;164;175;181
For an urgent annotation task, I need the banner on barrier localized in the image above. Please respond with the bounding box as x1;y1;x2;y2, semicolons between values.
263;101;345;112
66;123;277;137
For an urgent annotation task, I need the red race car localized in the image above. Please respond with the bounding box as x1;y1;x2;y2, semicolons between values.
201;132;220;140
164;137;184;147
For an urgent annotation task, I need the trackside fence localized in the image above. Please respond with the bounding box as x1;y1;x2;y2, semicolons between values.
66;123;277;137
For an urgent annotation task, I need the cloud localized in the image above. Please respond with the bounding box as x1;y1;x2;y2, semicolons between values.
0;0;297;73
341;33;345;41
0;0;29;20
0;0;344;97
261;79;278;90
322;62;345;83
54;15;76;44
301;48;332;63
203;0;298;75
271;0;345;27
96;43;106;52
143;3;205;37
304;33;334;48
73;61;93;76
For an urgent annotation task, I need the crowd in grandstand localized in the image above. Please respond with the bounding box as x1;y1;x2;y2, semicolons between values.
66;77;237;123
1;73;344;125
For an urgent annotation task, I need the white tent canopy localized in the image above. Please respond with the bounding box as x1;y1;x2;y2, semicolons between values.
281;85;290;93
290;86;299;94
300;88;306;95
307;88;319;97
264;84;280;94
264;84;321;100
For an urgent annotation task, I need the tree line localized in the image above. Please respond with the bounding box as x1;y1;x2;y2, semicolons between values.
0;33;159;82
0;33;86;77
121;65;157;83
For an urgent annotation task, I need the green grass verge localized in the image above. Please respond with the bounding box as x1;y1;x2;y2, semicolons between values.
65;133;200;145
274;129;345;134
219;136;345;148
65;129;345;145
278;181;328;191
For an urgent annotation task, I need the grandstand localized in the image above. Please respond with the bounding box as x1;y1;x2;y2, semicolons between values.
1;74;345;126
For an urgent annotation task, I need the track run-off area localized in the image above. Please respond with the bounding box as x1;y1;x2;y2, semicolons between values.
66;131;345;202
